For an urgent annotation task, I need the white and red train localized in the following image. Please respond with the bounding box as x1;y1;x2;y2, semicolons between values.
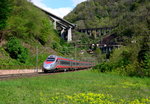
42;55;94;72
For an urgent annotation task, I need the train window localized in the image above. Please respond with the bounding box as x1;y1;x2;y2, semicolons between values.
72;62;76;66
60;60;70;65
47;58;55;61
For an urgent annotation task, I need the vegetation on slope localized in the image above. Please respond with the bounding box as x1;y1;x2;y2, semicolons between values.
0;0;77;68
65;0;150;77
65;0;149;29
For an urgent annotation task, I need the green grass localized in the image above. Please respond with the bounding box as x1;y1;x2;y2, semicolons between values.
0;70;150;104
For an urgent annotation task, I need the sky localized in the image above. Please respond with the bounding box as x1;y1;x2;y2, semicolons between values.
30;0;87;18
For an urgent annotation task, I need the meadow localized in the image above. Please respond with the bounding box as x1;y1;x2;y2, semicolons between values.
0;70;150;104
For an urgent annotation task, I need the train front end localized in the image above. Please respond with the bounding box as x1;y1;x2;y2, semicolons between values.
42;55;57;72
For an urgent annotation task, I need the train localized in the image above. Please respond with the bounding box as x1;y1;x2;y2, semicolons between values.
42;55;94;73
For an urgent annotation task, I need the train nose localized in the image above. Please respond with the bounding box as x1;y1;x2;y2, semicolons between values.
43;63;54;70
43;64;50;69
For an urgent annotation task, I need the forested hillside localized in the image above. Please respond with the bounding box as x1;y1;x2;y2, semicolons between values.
65;0;149;29
65;0;150;77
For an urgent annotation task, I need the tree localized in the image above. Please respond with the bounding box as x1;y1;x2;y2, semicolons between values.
94;47;102;63
138;36;150;70
0;0;11;30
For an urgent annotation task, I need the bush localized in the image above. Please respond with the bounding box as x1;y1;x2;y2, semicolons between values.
93;62;113;72
6;37;28;63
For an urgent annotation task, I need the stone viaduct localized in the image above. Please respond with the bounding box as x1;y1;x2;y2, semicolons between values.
77;27;114;37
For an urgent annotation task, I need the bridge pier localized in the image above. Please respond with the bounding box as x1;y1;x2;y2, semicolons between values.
101;29;104;35
67;27;72;42
89;30;92;36
53;20;57;29
98;29;101;37
61;27;65;39
51;17;74;42
85;30;88;34
51;17;57;30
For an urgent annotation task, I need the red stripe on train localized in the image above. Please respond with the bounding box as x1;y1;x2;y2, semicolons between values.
56;65;91;69
45;61;53;64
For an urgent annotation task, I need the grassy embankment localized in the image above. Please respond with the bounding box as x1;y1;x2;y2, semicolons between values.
0;70;150;104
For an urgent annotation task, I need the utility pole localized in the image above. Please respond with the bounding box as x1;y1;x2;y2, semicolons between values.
36;46;38;72
75;44;77;60
74;43;77;70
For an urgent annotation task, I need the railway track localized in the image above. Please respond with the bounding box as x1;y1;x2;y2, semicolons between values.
0;69;88;80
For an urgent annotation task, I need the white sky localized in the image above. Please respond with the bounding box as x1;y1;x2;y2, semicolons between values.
31;0;87;18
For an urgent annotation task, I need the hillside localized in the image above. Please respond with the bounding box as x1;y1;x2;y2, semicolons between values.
65;0;150;45
65;0;150;77
64;0;149;29
0;0;79;68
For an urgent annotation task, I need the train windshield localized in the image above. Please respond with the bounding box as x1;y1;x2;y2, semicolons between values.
46;58;55;62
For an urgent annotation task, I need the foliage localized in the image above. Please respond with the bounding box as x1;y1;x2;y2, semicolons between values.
64;0;121;28
94;43;150;77
5;37;28;63
0;0;12;30
93;62;113;72
94;47;105;63
51;39;72;55
138;36;150;69
5;0;56;45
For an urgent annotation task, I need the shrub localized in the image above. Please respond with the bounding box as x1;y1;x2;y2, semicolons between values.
93;62;113;72
6;37;28;63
